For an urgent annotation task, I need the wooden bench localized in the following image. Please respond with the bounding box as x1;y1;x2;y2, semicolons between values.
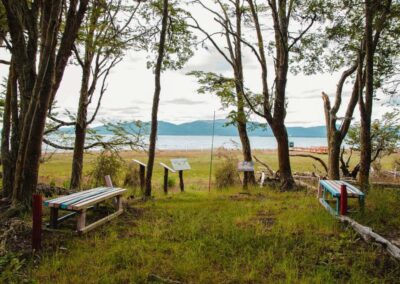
318;180;365;215
43;186;126;234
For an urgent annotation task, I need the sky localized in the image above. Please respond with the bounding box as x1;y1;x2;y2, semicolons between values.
3;2;395;127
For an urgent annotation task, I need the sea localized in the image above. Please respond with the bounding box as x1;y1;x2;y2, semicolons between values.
43;135;327;152
154;135;327;151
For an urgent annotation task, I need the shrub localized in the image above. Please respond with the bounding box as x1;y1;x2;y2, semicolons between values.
168;177;176;187
123;164;141;188
214;149;239;189
89;151;124;187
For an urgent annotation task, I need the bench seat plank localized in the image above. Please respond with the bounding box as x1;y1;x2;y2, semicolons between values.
70;188;126;210
320;180;364;198
44;187;107;208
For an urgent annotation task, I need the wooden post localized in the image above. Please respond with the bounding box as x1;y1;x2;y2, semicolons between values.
340;184;348;215
105;175;113;187
77;209;87;233
139;165;145;191
32;194;42;251
179;170;184;192
164;168;169;194
49;207;59;229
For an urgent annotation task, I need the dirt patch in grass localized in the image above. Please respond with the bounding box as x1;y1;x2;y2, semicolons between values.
228;192;267;201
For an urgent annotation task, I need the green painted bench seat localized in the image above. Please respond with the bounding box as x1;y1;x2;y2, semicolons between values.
43;187;126;234
318;180;365;215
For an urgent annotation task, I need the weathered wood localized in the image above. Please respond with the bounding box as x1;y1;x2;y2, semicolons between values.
70;189;126;210
76;209;87;232
132;159;147;167
160;162;176;173
253;155;275;176
179;170;184;192
319;198;400;260
139;165;145;191
50;207;59;229
78;210;123;234
163;168;169;194
104;175;113;187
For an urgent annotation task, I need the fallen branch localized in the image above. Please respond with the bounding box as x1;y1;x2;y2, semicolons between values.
253;155;275;176
290;154;328;174
318;198;400;260
147;274;182;284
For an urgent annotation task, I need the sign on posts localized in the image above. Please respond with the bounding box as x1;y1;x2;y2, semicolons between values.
171;158;191;192
171;158;191;171
237;161;255;172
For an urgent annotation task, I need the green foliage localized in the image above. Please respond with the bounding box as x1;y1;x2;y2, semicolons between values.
294;0;400;94
123;164;141;188
0;253;25;283
141;0;196;71
214;149;240;188
346;111;400;162
167;176;176;187
89;151;125;187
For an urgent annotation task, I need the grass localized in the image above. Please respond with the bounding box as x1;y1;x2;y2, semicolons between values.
29;188;400;283
3;150;400;283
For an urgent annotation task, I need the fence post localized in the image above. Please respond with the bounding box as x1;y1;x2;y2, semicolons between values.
32;194;42;251
340;184;348;215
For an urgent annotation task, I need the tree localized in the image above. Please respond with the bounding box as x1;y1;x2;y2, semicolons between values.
144;0;195;197
239;0;321;190
1;0;89;209
44;0;143;190
188;0;257;187
295;0;398;186
341;111;400;178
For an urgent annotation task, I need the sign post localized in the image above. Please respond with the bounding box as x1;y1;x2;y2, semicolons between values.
132;159;147;192
160;162;176;193
171;159;191;192
237;161;255;189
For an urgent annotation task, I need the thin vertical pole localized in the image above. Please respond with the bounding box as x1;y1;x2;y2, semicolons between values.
208;111;216;192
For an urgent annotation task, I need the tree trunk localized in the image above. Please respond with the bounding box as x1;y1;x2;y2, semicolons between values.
1;60;16;198
145;0;168;197
70;61;91;189
359;0;375;191
272;123;294;190
327;134;341;180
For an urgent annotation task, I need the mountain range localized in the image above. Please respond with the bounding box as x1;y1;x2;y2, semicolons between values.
81;119;327;137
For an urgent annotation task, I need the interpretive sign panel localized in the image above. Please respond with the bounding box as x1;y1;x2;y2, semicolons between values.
171;158;191;171
238;161;255;172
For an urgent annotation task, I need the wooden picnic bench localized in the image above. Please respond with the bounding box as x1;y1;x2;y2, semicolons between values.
318;180;365;215
43;186;126;234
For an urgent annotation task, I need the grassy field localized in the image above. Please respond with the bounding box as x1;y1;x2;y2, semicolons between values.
2;150;400;283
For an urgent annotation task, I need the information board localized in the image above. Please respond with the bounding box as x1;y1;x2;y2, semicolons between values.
171;158;191;171
237;161;255;172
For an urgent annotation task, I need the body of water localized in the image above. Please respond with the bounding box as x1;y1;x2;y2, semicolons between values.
155;135;327;150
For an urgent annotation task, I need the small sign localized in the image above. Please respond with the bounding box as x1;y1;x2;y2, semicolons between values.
289;141;294;148
238;161;255;172
171;158;191;171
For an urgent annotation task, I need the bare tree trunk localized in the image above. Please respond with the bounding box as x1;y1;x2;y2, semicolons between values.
70;60;91;189
359;0;375;191
145;0;169;197
271;123;294;190
1;60;16;198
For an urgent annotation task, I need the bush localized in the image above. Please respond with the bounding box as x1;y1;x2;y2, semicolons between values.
89;151;124;187
168;177;176;187
214;149;239;189
123;164;141;188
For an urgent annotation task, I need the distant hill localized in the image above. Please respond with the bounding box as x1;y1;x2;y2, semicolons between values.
74;119;327;137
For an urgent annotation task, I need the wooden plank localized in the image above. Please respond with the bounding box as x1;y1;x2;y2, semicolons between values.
160;162;176;173
132;159;147;167
44;187;105;207
70;189;126;210
59;188;112;209
78;209;123;234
